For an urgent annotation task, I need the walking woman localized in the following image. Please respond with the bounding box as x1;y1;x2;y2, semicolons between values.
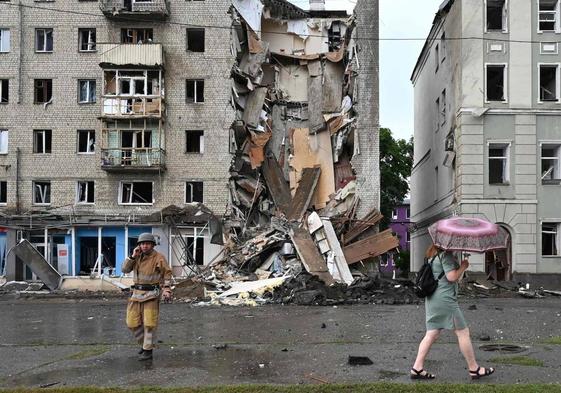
411;243;495;380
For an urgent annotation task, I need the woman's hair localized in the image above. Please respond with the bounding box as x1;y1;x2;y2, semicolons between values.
425;243;441;258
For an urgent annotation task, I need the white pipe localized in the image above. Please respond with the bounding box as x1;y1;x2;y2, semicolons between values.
71;228;76;276
98;226;102;277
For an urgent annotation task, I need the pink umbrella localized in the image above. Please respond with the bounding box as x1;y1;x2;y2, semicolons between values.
428;217;509;253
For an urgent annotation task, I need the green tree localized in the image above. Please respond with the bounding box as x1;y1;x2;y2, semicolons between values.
379;128;413;229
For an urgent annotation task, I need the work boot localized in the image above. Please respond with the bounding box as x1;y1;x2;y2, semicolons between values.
138;349;153;361
138;348;144;355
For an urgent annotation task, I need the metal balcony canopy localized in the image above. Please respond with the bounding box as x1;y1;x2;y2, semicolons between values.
99;43;164;68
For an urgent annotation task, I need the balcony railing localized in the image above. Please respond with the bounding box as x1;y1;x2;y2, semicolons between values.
99;43;164;67
101;148;166;172
100;0;169;19
101;96;163;118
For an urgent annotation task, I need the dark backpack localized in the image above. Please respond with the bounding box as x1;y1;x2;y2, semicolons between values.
414;254;445;298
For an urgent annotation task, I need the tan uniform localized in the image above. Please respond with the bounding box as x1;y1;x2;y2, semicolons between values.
122;250;172;350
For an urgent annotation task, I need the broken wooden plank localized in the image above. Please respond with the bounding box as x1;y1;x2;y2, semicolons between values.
243;87;267;128
262;152;292;216
343;229;400;265
287;167;321;221
290;225;334;285
342;208;383;246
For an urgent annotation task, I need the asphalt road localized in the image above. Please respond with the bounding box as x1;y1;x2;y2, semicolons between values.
0;297;560;387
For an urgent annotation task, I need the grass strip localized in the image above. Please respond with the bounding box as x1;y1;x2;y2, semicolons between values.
489;356;544;367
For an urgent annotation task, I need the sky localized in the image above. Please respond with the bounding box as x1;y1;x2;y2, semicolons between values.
288;0;444;141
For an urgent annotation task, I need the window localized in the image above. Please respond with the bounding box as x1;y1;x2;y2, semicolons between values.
120;182;153;205
391;209;398;219
0;79;8;103
34;79;52;103
434;166;439;201
486;0;507;31
539;64;560;101
78;28;96;52
186;79;204;103
0;129;8;154
0;181;6;205
434;44;439;72
33;181;51;205
0;29;9;52
328;21;342;51
186;236;204;265
76;181;94;204
33;130;52;154
488;143;510;184
406;208;411;219
539;0;560;32
35;28;53;52
186;28;205;52
77;130;95;154
486;64;506;101
121;28;153;44
542;223;560;256
440;32;446;62
185;130;204;153
185;181;203;203
78;80;96;103
541;144;561;184
440;89;447;125
435;97;440;131
406;232;411;243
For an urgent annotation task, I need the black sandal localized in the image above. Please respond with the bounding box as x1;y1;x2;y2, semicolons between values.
410;368;435;380
469;366;495;379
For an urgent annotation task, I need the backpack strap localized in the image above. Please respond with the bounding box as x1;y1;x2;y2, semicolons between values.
429;253;446;280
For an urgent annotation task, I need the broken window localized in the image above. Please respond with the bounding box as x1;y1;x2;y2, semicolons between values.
185;181;203;203
120;182;153;204
0;181;6;204
486;64;506;101
0;79;7;103
440;89;447;125
35;28;53;52
186;28;205;52
78;28;96;51
539;64;559;101
488;143;510;184
435;97;440;131
34;79;52;103
440;32;446;62
77;130;95;154
76;181;95;204
542;223;560;256
186;79;204;103
541;144;561;183
78;80;96;103
0;129;8;154
33;130;52;154
33;181;51;205
486;0;507;31
0;29;9;52
185;130;204;153
434;43;439;72
328;21;342;52
539;0;560;32
185;236;204;265
121;28;153;44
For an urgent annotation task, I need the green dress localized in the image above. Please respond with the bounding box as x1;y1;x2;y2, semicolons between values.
425;252;467;331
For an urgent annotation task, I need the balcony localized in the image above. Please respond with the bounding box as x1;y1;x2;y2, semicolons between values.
100;0;169;20
101;96;164;119
99;43;164;68
101;148;166;172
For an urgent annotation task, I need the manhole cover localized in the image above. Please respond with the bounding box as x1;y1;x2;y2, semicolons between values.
479;344;526;353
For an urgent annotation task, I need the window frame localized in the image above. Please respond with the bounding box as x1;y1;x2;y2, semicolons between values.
35;28;53;53
485;0;509;33
185;130;204;153
488;141;511;185
540;142;561;184
185;181;204;204
186;27;205;53
78;79;96;104
542;221;561;256
78;28;96;52
0;28;10;53
118;181;154;205
440;89;447;126
33;129;52;154
485;63;508;103
76;180;95;205
0;79;8;103
0;180;6;205
186;79;204;103
0;129;8;154
538;0;561;33
538;63;561;103
32;181;51;206
34;79;52;104
77;130;95;154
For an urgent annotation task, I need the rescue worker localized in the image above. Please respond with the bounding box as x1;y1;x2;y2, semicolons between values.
122;233;172;361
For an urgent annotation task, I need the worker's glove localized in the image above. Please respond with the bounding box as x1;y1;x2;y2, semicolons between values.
162;288;173;302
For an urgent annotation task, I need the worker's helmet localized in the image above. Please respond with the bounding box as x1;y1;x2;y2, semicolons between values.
137;233;156;245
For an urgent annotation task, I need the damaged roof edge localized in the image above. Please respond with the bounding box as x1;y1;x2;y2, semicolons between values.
263;0;347;20
410;0;454;84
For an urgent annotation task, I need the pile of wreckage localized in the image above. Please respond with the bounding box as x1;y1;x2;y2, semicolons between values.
172;0;407;306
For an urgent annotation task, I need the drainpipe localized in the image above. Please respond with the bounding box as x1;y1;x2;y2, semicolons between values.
15;147;20;214
17;0;23;103
71;228;76;276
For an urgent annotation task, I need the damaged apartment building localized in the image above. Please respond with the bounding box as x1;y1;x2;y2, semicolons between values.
0;0;381;287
